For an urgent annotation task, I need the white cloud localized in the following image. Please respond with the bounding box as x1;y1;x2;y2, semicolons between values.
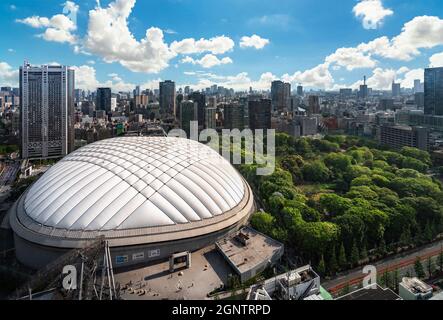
400;68;423;88
240;35;270;49
16;3;78;44
430;52;443;67
353;0;393;29
181;54;233;68
170;36;234;55
163;29;177;35
85;0;175;73
358;16;443;61
283;63;335;89
84;0;235;74
72;64;160;92
16;16;50;28
325;47;377;71
0;62;19;87
247;14;292;30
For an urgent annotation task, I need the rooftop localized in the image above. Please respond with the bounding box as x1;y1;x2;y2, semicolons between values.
216;227;284;276
336;284;401;301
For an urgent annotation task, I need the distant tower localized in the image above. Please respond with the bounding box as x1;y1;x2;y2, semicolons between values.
359;76;368;99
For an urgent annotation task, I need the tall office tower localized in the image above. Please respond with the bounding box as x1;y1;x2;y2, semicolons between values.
205;107;217;129
189;92;206;129
159;80;176;117
359;76;368;99
133;85;141;97
414;80;423;93
20;62;75;159
415;92;425;109
180;100;197;136
297;85;303;97
176;93;184;118
184;86;190;95
248;99;272;130
308;95;321;115
223;103;245;130
96;88;112;113
424;67;443;116
392;82;401;97
271;80;290;112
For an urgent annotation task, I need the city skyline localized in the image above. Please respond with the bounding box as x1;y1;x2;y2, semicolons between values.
0;0;442;92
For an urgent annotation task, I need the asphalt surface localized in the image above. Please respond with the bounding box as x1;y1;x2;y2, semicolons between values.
323;238;443;294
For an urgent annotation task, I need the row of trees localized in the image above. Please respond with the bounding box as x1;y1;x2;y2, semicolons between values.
241;134;443;276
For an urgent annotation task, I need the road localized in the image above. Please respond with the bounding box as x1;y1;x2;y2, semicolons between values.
323;239;443;295
0;162;20;192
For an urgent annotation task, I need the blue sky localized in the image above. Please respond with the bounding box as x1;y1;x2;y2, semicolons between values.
1;0;443;92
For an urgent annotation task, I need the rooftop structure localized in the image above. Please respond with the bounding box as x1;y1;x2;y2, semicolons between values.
399;277;433;300
216;227;284;283
246;265;321;300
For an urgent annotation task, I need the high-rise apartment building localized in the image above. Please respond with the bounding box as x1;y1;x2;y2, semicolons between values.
180;100;197;136
159;80;176;117
223;103;245;130
189;92;206;129
424;67;443;116
20;62;75;159
308;95;321;115
96;88;112;113
271;80;291;112
205;107;217;130
248;99;272;130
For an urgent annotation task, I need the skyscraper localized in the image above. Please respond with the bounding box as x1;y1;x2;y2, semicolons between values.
180;100;197;136
159;80;176;117
359;76;368;99
248;99;272;130
189;92;206;129
96;88;112;113
223;103;245;130
308;95;321;115
392;82;401;97
297;85;304;97
271;80;290;112
424;67;443;116
205;107;217;130
20;62;75;159
414;79;423;93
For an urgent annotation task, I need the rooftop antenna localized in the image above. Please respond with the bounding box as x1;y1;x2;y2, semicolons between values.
363;76;366;86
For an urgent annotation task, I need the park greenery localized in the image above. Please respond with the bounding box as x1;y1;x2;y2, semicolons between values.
239;134;443;276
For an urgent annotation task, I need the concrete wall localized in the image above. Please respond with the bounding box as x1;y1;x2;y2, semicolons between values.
14;214;250;270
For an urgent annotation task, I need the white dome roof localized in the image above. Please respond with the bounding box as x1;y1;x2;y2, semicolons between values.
23;137;246;231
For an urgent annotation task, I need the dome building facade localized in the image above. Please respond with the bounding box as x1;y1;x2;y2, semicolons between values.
10;137;255;269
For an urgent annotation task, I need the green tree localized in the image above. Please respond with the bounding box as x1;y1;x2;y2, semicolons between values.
414;257;426;279
301;161;331;183
439;246;443;272
426;256;435;278
324;153;352;174
393;269;400;292
250;212;275;236
338;243;347;270
317;255;326;276
329;246;338;275
400;147;431;166
350;242;360;267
